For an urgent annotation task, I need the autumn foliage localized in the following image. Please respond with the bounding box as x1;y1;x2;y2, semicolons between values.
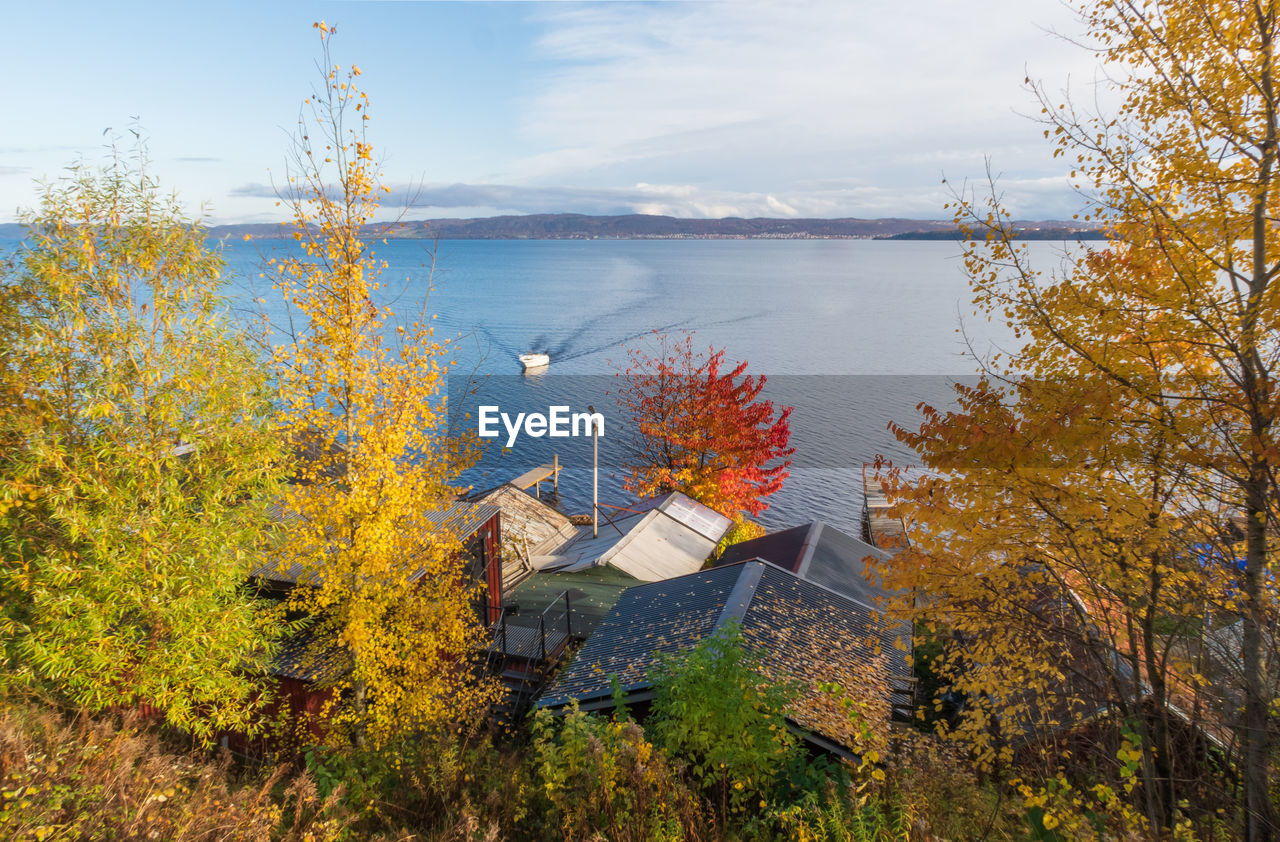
0;702;348;840
615;332;793;518
267;23;493;748
0;149;284;742
879;1;1280;836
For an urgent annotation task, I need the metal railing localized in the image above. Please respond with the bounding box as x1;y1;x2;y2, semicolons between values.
494;590;573;664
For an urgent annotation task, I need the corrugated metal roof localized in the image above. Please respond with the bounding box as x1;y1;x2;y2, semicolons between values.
267;626;349;683
536;559;913;753
537;565;742;706
532;492;730;582
716;521;892;609
252;498;499;586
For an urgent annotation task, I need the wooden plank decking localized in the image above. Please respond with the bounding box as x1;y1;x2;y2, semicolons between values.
862;464;908;550
511;456;560;498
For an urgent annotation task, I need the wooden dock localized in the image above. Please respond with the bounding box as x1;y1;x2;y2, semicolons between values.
512;455;560;498
862;464;908;550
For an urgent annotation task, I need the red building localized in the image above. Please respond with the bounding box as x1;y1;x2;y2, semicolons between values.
225;499;502;756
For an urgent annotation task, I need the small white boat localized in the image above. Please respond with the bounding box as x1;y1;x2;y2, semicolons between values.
519;352;550;371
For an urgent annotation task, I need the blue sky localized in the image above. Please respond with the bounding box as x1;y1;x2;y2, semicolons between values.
1;0;1100;224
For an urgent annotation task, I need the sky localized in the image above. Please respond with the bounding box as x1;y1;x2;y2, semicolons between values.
1;0;1104;224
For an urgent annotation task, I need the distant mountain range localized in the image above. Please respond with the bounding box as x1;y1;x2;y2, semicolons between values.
0;213;1105;241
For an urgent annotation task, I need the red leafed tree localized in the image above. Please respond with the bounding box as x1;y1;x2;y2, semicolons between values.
615;332;793;517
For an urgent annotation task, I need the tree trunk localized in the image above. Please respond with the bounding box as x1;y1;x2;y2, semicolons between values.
353;678;367;750
1142;572;1175;833
1243;12;1276;829
1242;471;1275;841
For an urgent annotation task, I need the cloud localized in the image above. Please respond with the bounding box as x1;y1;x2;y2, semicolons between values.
224;0;1101;223
0;145;81;155
233;180;779;216
229;176;1079;220
0;166;30;176
499;0;1097;218
230;179;839;218
233;180;629;215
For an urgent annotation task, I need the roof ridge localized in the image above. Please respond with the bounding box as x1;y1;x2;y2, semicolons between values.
593;508;660;567
713;560;766;630
795;521;823;577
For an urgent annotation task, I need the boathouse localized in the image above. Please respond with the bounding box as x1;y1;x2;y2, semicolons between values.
240;498;503;751
536;560;913;758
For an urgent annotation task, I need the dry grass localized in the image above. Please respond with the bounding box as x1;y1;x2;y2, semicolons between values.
0;699;348;841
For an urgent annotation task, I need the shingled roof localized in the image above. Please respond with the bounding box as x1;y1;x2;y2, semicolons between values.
471;483;576;586
536;560;913;756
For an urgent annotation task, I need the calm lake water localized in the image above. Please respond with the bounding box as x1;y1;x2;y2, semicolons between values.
9;236;1057;534
225;237;1040;534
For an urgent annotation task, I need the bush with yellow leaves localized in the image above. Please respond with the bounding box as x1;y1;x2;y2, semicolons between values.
530;704;707;842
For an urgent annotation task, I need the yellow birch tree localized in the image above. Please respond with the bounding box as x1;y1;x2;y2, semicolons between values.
269;23;493;748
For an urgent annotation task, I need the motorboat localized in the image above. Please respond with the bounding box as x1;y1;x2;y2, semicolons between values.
519;352;550;371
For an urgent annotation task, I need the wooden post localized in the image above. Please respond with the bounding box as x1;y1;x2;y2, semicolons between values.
564;590;572;639
552;453;559;492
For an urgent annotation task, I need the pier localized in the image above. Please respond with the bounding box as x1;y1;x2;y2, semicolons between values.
862;463;907;550
511;455;561;498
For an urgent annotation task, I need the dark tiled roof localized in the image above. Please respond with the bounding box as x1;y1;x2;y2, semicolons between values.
803;522;892;607
717;524;812;571
536;560;913;753
741;566;909;746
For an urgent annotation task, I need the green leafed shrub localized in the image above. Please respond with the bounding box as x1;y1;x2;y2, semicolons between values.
767;788;911;842
0;149;285;743
646;620;800;819
301;729;531;840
